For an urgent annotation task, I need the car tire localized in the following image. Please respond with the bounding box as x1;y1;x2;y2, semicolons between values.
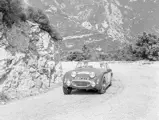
109;72;113;86
98;76;107;94
63;86;72;95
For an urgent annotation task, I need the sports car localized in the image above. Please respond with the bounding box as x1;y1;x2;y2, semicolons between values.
62;61;113;94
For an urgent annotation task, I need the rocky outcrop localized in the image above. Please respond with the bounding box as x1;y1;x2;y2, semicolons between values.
0;21;62;101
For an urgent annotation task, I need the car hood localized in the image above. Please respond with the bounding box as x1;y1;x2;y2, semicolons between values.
71;67;105;75
64;67;106;80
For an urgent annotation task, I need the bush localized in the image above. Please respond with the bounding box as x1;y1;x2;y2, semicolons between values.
0;0;26;28
0;0;62;41
132;32;159;61
66;45;92;61
66;51;85;61
27;7;62;41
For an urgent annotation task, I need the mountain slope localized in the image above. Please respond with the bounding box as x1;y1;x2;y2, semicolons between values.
27;0;159;52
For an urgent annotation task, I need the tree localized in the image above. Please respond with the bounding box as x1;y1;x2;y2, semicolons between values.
0;0;26;28
82;44;92;60
66;51;85;61
133;32;159;61
66;44;93;61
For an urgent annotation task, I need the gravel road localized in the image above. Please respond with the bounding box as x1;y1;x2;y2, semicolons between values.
0;63;159;120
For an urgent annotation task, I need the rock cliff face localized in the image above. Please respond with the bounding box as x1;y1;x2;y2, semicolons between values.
0;21;62;101
28;0;159;52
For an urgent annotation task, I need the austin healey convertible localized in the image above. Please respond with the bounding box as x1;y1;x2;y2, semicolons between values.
62;61;113;94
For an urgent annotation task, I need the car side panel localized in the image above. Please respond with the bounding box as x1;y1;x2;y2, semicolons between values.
97;69;112;89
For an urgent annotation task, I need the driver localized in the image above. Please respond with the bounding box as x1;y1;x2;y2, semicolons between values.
83;61;88;67
77;62;83;68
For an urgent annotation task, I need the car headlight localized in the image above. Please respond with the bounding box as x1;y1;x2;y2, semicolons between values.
71;71;77;77
90;81;96;87
89;72;95;78
66;80;71;86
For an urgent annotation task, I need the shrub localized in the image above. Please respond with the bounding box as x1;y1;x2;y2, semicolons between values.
0;0;62;42
66;45;92;61
27;7;62;41
66;51;85;61
132;32;159;61
0;0;26;28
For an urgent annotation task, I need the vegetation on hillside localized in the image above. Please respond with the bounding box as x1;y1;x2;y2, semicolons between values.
0;0;62;40
65;32;159;61
66;45;92;61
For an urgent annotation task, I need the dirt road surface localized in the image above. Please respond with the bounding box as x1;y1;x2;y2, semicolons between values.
0;63;159;120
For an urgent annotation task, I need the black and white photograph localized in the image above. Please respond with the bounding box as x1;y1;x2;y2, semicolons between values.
0;0;159;120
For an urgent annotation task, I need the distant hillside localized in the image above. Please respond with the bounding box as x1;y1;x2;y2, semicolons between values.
27;0;159;52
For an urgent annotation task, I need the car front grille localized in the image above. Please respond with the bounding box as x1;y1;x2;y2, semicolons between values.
72;81;90;87
75;77;89;80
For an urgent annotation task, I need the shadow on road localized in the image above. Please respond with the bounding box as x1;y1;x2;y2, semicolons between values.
70;78;124;96
71;89;99;95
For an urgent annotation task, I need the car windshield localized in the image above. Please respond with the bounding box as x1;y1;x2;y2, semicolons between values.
76;61;108;69
76;61;93;68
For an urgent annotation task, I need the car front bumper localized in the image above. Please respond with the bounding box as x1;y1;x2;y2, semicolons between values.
63;80;101;90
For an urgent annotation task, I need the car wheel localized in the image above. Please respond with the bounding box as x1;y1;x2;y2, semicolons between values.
63;86;72;95
98;76;107;94
109;72;113;86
